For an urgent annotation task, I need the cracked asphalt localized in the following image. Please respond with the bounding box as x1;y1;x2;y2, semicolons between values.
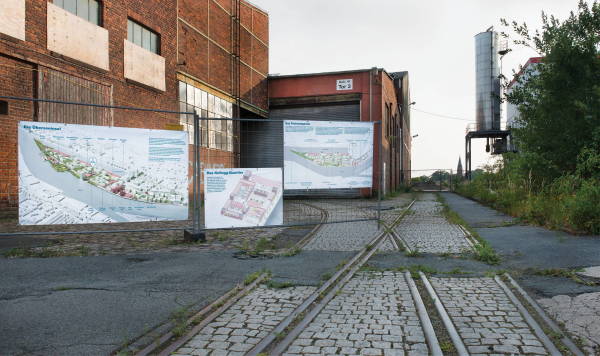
0;250;353;356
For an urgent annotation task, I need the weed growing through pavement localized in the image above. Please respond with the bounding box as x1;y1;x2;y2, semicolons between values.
440;341;454;353
473;241;501;265
405;248;423;258
244;269;269;285
335;259;348;270
266;280;295;289
281;246;301;257
170;306;190;338
445;267;470;275
321;272;332;281
532;268;597;286
405;265;437;278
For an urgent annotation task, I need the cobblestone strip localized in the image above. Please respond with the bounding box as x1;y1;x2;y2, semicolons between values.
284;271;429;356
303;220;380;251
430;277;550;355
538;292;600;355
303;196;411;252
171;285;316;356
394;194;471;254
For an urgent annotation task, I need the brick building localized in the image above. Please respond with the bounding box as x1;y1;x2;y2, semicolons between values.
0;0;268;209
265;68;412;197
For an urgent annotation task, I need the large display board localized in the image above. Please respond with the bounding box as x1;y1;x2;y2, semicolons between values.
18;122;189;225
204;168;283;229
284;120;374;190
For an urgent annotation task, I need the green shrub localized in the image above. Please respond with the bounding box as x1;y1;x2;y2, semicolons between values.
567;180;600;234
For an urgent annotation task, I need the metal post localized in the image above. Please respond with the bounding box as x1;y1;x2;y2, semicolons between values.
377;121;382;230
194;113;201;232
192;113;197;232
185;112;205;242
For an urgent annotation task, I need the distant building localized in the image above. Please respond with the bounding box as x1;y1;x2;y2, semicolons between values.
457;157;463;177
261;68;412;197
506;57;543;151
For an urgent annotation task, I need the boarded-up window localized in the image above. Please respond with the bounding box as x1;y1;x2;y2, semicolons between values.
37;68;112;126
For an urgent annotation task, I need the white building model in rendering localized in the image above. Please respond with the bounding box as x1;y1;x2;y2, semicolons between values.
221;170;282;226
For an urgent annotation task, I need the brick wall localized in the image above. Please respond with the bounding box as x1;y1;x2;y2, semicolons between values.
0;0;262;210
0;55;35;208
177;0;268;114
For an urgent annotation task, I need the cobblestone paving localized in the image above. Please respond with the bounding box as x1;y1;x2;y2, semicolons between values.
430;277;549;355
538;292;600;355
284;271;429;356
376;236;397;253
394;194;471;254
303;195;410;252
303;220;380;251
0;202;325;256
172;285;316;356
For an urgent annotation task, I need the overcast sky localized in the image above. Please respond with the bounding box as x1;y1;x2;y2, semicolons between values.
249;0;582;174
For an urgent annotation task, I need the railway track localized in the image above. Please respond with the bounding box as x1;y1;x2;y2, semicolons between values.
145;194;583;356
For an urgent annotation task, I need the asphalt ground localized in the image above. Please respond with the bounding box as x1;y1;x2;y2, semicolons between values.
0;250;353;356
370;192;600;300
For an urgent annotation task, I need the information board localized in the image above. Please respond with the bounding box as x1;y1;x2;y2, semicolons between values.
284;120;373;190
204;168;283;229
18;122;189;225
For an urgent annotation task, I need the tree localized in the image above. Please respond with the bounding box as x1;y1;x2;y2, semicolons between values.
502;1;600;181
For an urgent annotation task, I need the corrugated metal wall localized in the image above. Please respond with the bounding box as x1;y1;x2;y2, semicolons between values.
37;68;112;126
241;102;364;197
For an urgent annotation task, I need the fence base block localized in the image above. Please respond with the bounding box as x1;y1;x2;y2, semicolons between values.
183;230;206;243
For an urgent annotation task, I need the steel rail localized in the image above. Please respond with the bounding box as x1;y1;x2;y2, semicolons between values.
247;199;416;355
494;276;562;355
420;272;469;356
503;273;585;356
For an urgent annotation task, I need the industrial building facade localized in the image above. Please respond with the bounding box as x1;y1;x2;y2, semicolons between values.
267;68;412;196
0;1;412;210
0;0;268;209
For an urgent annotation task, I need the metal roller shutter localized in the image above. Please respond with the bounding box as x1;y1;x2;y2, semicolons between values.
241;102;363;198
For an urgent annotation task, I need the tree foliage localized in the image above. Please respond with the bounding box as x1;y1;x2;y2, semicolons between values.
502;0;600;180
456;2;600;234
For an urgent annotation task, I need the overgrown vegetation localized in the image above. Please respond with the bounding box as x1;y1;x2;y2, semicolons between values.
458;2;600;235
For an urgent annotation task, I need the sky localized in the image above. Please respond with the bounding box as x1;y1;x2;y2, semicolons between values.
249;0;583;174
